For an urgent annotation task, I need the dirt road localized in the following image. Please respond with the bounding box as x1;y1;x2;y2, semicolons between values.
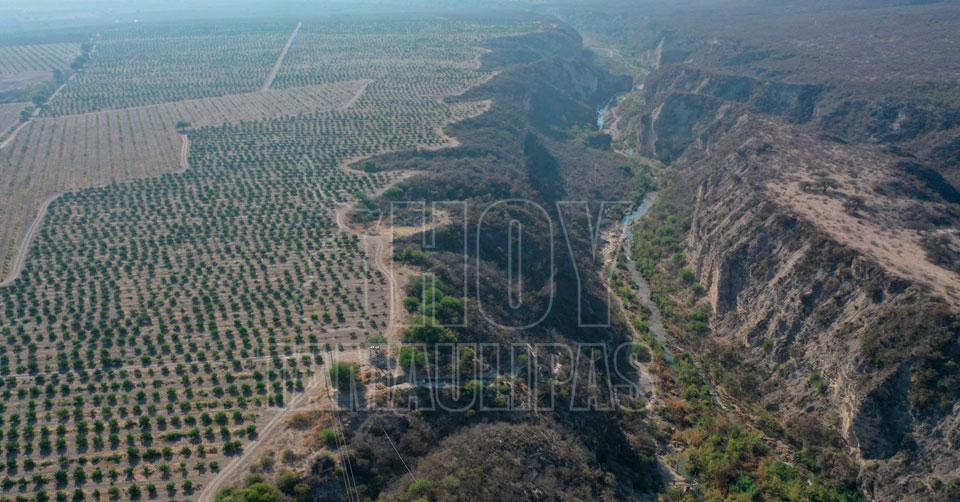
197;50;492;498
0;72;75;149
262;22;301;91
0;194;60;287
196;368;329;502
196;158;409;499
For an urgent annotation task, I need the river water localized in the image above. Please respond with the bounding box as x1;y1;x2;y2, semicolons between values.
597;85;642;130
596;94;620;130
619;195;730;409
620;194;653;259
619;193;675;364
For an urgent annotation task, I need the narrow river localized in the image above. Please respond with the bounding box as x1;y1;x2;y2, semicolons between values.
596;94;620;130
619;194;730;408
619;193;675;364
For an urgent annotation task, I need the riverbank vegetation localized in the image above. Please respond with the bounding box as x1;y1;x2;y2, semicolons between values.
626;183;861;501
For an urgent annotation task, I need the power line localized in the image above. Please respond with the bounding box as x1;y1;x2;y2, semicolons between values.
325;383;361;502
380;425;417;482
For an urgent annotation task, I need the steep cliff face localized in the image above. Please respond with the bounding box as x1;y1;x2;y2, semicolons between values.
682;133;960;498
544;1;960;495
622;36;960;500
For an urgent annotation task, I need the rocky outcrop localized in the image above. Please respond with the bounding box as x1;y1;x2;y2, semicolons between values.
639;93;723;163
621;37;960;500
684;152;960;498
633;67;826;164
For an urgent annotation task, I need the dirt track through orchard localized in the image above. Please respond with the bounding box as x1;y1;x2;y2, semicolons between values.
262;22;301;91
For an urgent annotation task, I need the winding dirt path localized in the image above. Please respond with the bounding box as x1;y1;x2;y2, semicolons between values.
178;133;190;172
337;79;372;111
262;22;301;91
196;172;410;501
338;205;402;339
198;124;473;500
0;193;60;287
185;43;494;498
199;89;488;497
0;134;191;288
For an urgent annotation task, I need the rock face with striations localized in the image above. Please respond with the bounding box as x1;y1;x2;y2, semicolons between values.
621;32;960;500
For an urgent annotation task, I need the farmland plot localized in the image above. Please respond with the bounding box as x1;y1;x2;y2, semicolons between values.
0;43;79;103
273;17;534;92
0;43;78;76
0;102;26;134
0;79;371;281
44;22;292;116
0;16;534;500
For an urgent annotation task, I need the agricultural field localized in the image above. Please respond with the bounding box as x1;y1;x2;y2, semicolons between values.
273;17;521;90
43;22;294;116
0;102;26;135
0;79;371;281
0;43;78;76
0;43;78;104
0;15;534;501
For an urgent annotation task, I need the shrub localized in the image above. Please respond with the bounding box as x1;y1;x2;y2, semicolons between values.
321;428;338;448
403;316;456;344
403;296;420;312
276;471;302;494
328;362;360;390
398;346;427;368
633;344;652;363
215;482;282;502
463;380;484;400
687;425;767;489
407;479;432;497
808;371;827;395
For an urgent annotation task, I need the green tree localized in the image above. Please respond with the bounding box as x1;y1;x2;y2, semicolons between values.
403;316;456;344
328;362;360;390
215;482;283;502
